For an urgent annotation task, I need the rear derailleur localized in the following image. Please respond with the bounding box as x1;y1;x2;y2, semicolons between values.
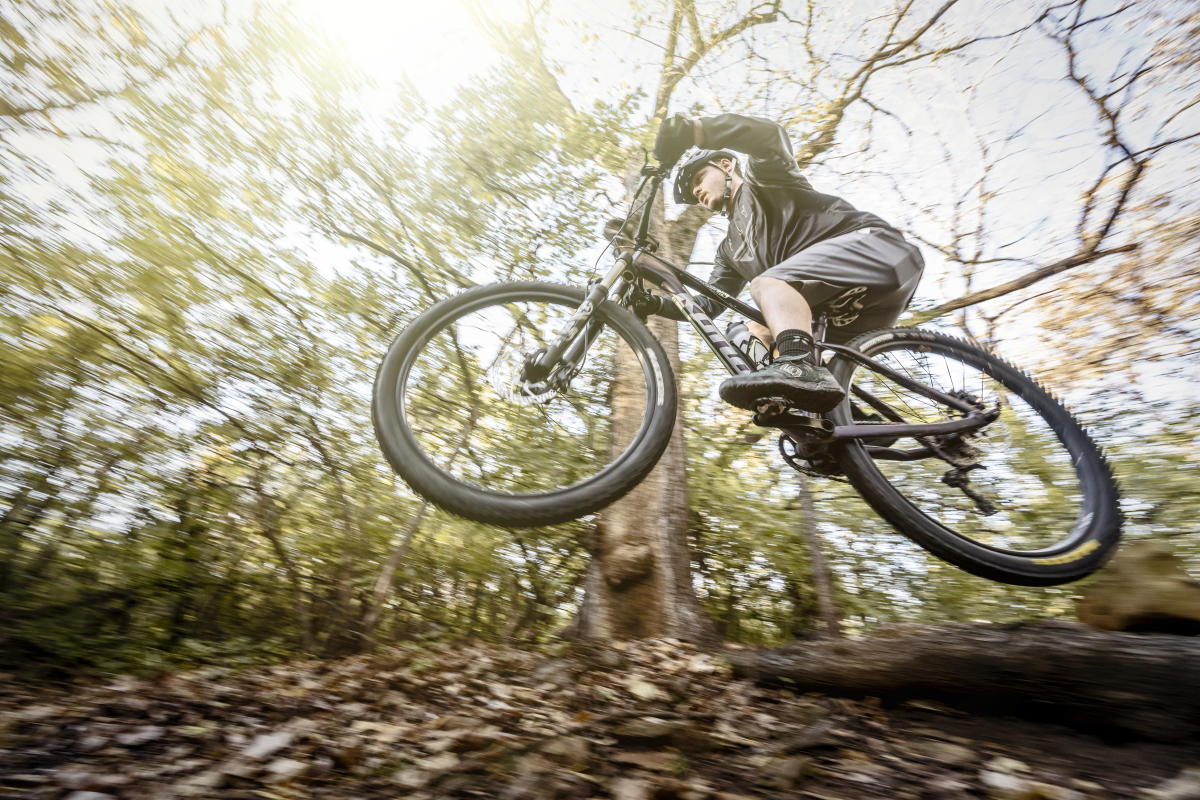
933;434;997;516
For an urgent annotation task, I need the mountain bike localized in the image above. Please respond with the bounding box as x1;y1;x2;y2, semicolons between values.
372;160;1121;587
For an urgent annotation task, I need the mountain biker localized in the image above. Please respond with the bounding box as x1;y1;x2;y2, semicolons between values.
647;113;924;413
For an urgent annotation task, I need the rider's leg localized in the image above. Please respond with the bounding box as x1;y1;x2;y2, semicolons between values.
722;228;924;413
747;275;812;355
720;275;844;413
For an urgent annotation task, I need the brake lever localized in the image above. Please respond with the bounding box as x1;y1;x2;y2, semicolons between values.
639;147;672;177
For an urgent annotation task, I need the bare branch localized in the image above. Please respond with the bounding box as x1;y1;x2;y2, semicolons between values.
709;1;781;48
915;243;1139;321
655;2;684;118
792;1;1063;171
0;32;202;120
179;225;322;350
681;0;704;49
656;1;781;119
1133;131;1200;158
328;226;460;303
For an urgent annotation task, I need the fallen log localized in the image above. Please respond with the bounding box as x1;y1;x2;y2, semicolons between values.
724;620;1200;742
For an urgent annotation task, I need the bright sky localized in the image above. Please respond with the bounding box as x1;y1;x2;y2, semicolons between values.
280;0;1197;403
290;0;518;101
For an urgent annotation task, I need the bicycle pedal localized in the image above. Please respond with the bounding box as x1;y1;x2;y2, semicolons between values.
753;400;827;432
753;397;791;423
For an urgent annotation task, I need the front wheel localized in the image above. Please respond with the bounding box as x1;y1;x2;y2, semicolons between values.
828;327;1121;585
372;281;677;527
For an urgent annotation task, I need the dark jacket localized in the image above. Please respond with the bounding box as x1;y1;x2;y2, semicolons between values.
669;113;891;320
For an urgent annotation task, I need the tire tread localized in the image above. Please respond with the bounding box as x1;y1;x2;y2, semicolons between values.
829;327;1121;585
372;281;677;528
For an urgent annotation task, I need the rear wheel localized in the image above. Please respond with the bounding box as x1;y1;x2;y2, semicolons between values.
828;327;1121;585
372;281;677;527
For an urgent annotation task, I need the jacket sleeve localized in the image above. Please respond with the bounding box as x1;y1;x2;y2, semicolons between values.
659;248;745;322
696;113;810;186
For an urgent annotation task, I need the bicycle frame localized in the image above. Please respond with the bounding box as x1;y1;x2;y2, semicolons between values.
535;166;996;452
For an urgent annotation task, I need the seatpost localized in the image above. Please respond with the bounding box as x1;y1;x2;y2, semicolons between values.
813;314;828;362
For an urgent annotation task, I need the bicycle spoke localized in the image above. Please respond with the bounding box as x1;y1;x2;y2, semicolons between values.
399;296;648;495
852;345;1081;551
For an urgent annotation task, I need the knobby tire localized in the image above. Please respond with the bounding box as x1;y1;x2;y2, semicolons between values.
828;327;1121;585
372;281;677;528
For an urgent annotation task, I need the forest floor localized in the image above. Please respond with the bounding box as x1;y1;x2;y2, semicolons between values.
1;638;1198;800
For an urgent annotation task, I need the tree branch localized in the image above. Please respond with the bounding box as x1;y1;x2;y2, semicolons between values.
0;28;204;120
914;243;1138;321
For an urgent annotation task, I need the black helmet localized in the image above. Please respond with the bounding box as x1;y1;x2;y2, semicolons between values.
672;149;737;204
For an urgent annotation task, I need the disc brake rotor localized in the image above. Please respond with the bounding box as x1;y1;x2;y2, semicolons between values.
487;347;561;405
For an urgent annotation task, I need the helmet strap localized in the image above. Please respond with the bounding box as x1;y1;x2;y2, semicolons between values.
721;170;733;217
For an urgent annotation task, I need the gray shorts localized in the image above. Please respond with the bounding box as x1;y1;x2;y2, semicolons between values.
759;227;924;342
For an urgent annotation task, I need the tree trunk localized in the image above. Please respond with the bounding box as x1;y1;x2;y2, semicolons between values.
361;500;429;647
796;473;841;637
361;386;484;647
575;208;716;644
302;423;365;655
251;467;313;653
520;0;787;645
725;620;1200;742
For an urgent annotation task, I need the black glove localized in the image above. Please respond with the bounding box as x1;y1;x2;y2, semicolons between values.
631;293;666;319
632;294;687;321
654;114;694;166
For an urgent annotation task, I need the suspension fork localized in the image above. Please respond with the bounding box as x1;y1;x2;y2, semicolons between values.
524;255;632;381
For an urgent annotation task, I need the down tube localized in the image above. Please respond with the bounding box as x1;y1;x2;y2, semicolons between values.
667;293;756;375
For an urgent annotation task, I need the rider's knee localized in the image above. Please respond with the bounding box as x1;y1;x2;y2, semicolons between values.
749;274;782;297
749;274;799;300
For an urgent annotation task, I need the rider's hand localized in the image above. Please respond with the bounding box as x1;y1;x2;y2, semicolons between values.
632;294;667;319
654;114;694;166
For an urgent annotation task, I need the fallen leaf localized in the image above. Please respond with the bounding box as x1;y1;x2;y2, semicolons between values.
264;757;307;783
418;752;460;771
242;730;294;760
625;677;669;702
611;750;681;772
610;776;652;800
115;725;165;748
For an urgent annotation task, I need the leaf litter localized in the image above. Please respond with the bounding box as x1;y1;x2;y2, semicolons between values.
0;638;1198;798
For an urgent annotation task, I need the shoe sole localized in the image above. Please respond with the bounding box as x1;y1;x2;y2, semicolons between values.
720;378;845;413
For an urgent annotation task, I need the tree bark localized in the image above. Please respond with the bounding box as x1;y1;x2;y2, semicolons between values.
301;422;366;654
251;466;313;653
578;311;715;644
725;620;1200;742
576;200;715;643
564;0;793;646
361;500;429;647
796;474;841;637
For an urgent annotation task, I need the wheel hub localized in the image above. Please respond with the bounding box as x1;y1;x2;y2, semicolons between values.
492;354;558;405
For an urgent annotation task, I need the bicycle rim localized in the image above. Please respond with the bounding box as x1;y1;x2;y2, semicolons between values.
392;288;661;499
835;334;1100;557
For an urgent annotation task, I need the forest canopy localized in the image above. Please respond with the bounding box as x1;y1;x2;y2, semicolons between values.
2;0;1198;673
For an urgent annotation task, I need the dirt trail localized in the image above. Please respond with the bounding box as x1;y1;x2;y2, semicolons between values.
1;639;1197;799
